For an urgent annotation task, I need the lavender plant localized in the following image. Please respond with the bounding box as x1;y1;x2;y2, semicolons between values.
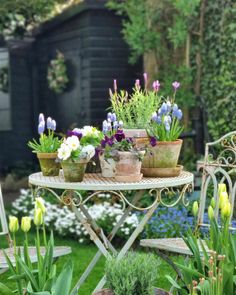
109;73;160;129
147;81;184;142
28;113;62;153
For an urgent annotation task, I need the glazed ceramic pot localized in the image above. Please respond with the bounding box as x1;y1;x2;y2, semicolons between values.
37;152;60;176
99;154;116;178
142;139;183;169
115;151;145;182
61;159;88;182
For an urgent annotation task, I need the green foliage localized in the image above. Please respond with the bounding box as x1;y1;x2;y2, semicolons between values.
105;252;160;295
28;132;62;153
110;86;160;129
201;0;236;140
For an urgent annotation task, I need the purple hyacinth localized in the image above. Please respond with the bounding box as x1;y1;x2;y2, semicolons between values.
38;113;44;123
166;101;172;112
102;120;108;133
172;81;180;90
176;109;183;120
152;80;160;92
114;130;125;142
51;120;56;131
173;104;178;112
150;137;157;147
38;121;45;135
151;112;158;121
46;117;52;129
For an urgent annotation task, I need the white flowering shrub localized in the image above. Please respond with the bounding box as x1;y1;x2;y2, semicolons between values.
11;189;139;243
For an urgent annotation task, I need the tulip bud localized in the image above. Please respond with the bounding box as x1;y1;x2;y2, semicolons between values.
221;202;231;220
21;216;31;233
219;192;229;209
208;206;215;221
34;208;43;226
9;216;19;233
218;183;227;195
35;197;46;214
210;197;216;209
192;201;199;217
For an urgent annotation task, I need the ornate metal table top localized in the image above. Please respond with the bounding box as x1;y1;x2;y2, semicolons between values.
29;171;194;191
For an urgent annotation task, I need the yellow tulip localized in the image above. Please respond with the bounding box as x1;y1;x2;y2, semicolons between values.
219;191;229;209
208;206;215;221
35;197;46;214
21;217;31;233
218;183;227;195
34;208;43;226
221;202;231;220
192;201;199;217
9;216;19;233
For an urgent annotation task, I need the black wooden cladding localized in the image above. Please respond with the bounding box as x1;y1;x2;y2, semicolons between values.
0;0;141;170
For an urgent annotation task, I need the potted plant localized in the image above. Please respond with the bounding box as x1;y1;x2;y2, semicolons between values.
28;114;62;176
98;112;123;178
58;127;98;182
93;252;171;295
109;74;160;147
142;82;184;177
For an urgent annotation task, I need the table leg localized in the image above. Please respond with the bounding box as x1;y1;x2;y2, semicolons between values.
93;191;160;293
71;190;145;295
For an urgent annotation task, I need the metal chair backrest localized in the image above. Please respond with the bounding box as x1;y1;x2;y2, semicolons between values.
0;185;11;244
198;131;236;229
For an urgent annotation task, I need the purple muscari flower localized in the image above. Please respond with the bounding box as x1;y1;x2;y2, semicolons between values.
156;116;162;124
172;81;180;90
113;79;117;92
135;79;140;89
111;113;117;122
113;121;118;130
46;117;52;129
114;130;125;142
38;113;44;123
107;122;112;131
173;104;178;112
151;112;158;122
107;113;112;121
165;122;170;132
51;119;56;131
150;136;157;147
164;115;172;125
103;120;108;133
152;80;160;92
176;109;183;120
38;121;45;135
160;102;168;115
143;73;148;87
167;101;172;112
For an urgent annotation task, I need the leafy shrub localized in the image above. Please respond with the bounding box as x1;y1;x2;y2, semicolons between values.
105;252;159;295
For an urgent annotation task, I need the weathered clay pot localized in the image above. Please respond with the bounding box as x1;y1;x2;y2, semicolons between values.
37;153;60;177
115;151;145;182
61;159;88;182
99;154;116;178
124;129;149;149
142;139;183;171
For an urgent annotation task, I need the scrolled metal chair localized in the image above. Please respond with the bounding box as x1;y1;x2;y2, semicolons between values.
141;131;236;256
0;185;71;274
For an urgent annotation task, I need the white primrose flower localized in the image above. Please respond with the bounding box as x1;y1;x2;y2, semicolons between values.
58;143;71;160
66;135;80;151
81;126;94;136
81;144;95;159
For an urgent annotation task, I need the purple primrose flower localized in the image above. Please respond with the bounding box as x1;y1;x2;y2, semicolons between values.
172;81;180;90
150;137;157;147
114;130;125;142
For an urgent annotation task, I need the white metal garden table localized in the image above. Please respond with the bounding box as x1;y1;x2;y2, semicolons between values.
29;171;194;294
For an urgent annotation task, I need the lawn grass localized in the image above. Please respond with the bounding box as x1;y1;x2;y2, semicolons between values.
0;231;180;294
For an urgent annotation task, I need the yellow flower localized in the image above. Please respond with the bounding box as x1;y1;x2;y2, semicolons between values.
219;192;229;209
221;202;231;220
192;201;199;217
218;183;227;195
21;217;31;233
9;216;19;233
35;197;46;214
208;206;215;221
34;208;43;226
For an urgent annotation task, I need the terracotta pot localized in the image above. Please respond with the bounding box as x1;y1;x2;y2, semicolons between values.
124;129;149;149
92;289;114;295
99;154;116;178
154;287;172;295
115;151;145;182
37;153;60;177
142;139;183;171
61;159;88;182
93;288;171;295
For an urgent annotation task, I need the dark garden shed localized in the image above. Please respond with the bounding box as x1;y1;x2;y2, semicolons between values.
0;0;140;170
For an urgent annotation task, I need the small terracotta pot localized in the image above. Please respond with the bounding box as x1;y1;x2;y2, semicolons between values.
61;160;88;182
142;139;183;171
124;129;149;149
37;153;60;176
115;151;145;182
99;154;116;178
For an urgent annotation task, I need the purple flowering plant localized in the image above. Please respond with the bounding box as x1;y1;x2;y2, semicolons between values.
147;81;184;142
109;73;160;129
67;126;103;148
28;113;62;153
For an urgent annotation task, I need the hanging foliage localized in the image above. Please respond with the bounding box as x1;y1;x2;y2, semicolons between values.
47;51;69;94
0;66;9;93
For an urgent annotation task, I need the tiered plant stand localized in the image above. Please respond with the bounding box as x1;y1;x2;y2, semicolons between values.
29;171;194;294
